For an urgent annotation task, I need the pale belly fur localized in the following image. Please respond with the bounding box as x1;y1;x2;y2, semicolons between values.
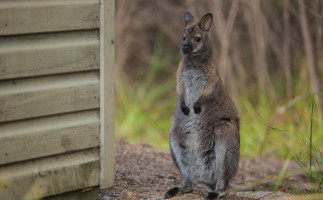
174;68;216;183
182;68;206;109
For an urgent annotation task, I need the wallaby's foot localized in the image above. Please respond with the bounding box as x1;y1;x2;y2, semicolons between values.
193;102;201;114
164;186;193;199
205;192;218;200
205;191;226;200
181;101;190;115
164;187;179;199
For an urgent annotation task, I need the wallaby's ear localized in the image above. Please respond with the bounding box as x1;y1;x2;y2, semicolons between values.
199;13;213;31
184;12;195;27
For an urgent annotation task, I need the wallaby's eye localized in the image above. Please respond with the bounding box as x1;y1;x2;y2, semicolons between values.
183;37;186;41
195;37;201;42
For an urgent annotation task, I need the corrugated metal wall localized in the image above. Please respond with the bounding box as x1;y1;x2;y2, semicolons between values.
0;0;114;199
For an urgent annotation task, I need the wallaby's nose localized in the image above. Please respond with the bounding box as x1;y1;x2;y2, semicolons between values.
182;45;192;54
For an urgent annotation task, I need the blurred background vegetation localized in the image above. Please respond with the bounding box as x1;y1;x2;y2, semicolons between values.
115;0;323;159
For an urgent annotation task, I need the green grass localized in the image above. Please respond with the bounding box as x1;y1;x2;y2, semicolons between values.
241;90;323;158
273;154;291;192
268;94;323;193
293;95;323;192
116;45;323;159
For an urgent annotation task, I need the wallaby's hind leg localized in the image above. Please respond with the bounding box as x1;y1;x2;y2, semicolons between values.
166;125;194;198
214;159;230;199
204;183;221;200
204;185;218;200
213;122;239;200
164;176;193;199
204;190;225;200
180;176;194;193
214;142;229;200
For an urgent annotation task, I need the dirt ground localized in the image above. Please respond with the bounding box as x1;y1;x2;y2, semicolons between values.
98;142;317;200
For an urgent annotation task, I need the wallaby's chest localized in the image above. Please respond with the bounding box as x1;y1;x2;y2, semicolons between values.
181;67;207;108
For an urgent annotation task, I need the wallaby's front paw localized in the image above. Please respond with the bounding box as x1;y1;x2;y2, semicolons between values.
193;102;201;114
181;101;190;115
164;187;179;199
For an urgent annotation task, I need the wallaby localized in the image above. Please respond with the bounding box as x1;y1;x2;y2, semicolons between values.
164;12;240;200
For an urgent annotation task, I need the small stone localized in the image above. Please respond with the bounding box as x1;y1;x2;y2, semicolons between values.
101;196;111;200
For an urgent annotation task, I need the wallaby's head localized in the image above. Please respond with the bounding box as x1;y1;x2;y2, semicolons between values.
181;12;213;56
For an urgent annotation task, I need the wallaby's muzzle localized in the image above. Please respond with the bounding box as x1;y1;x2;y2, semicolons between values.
182;44;192;55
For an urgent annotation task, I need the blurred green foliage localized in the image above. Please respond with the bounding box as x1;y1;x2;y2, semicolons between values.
116;37;176;150
116;39;323;159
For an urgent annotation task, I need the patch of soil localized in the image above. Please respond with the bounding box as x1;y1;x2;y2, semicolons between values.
98;142;311;200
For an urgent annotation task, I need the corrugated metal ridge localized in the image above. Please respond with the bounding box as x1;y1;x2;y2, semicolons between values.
0;0;98;9
0;149;99;181
0;71;99;96
0;110;99;138
0;30;99;53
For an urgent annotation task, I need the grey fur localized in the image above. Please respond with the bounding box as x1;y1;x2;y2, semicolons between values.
166;12;240;200
182;67;206;108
